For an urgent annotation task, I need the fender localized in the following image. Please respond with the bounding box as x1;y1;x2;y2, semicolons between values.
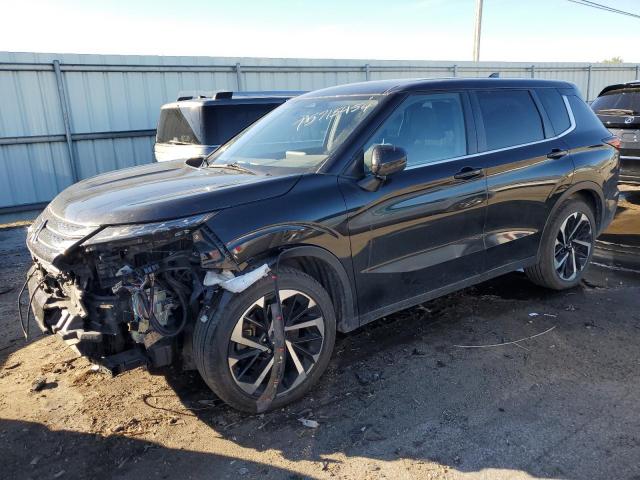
536;180;605;261
226;225;359;332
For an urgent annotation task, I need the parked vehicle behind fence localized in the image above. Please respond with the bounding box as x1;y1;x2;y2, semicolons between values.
154;91;303;162
591;81;640;183
25;78;619;412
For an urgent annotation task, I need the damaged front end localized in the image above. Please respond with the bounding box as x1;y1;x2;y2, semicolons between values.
24;209;247;375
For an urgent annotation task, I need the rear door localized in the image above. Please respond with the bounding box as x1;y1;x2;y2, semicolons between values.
470;88;575;269
339;91;488;321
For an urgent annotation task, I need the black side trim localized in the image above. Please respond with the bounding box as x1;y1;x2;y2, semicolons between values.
358;256;537;327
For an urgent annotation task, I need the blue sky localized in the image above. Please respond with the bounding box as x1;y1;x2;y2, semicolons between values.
2;0;639;62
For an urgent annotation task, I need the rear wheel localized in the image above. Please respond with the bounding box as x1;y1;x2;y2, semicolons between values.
193;267;336;412
525;198;595;290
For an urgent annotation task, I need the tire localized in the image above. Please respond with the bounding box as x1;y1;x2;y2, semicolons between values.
525;198;596;290
193;267;336;412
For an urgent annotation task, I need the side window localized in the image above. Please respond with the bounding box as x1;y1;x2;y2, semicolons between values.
536;88;571;135
475;90;544;150
364;93;467;169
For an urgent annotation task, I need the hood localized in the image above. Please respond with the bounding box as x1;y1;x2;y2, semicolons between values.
48;160;300;225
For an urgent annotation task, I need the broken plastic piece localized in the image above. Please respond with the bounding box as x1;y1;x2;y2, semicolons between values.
298;418;319;428
203;264;270;293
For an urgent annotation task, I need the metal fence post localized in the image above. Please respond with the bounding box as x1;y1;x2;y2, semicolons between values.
235;62;244;91
636;64;640;80
364;63;371;81
52;60;78;183
530;64;535;78
586;64;592;102
453;64;458;77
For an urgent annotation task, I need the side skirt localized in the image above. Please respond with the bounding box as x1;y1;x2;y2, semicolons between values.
355;256;538;329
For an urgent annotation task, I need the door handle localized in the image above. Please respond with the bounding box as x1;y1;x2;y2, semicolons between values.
453;166;484;180
547;148;568;159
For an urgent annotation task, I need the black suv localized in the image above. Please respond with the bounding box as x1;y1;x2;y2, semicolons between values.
591;81;640;183
26;78;619;412
154;91;302;162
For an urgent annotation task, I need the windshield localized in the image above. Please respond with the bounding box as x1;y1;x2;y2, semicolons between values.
592;88;640;114
206;95;381;173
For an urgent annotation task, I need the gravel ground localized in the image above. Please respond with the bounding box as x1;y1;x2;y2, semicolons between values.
1;226;639;480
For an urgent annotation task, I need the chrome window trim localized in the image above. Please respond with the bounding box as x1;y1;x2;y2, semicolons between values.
620;155;640;160
404;94;576;171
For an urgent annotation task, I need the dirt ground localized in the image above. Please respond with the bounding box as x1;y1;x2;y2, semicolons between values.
1;226;640;480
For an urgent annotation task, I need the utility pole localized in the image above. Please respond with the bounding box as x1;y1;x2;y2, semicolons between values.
473;0;483;62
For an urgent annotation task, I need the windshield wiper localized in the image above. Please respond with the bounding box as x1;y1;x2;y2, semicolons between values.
596;108;637;115
208;162;257;175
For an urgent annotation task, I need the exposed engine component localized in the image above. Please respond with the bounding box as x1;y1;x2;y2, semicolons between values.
23;219;225;375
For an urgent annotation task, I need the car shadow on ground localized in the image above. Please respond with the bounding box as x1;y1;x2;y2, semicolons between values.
1;418;306;480
160;271;640;479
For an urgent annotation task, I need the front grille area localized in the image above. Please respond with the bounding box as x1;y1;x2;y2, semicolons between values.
27;209;98;264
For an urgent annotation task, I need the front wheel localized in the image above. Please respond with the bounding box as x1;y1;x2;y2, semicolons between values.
525;198;596;290
193;267;336;412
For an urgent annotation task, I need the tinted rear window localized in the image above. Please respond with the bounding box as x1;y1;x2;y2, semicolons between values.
591;88;640;115
156;103;281;146
476;90;544;150
202;104;279;145
537;88;571;135
156;107;199;145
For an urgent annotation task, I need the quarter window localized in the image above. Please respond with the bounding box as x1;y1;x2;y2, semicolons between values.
364;93;467;169
476;90;544;150
536;88;571;135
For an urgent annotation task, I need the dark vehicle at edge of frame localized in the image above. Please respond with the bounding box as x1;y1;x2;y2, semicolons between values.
591;80;640;184
25;78;620;412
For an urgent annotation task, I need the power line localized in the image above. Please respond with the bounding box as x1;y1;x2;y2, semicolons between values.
566;0;640;20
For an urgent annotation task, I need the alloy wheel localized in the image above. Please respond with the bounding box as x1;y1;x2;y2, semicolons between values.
554;211;593;281
227;289;325;397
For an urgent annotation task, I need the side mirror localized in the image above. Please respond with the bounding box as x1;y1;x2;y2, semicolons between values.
370;144;407;177
359;144;407;192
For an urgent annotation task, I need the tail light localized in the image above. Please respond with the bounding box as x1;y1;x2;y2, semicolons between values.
603;135;621;149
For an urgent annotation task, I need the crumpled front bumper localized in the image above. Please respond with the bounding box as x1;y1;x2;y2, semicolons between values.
25;261;170;375
26;263;96;347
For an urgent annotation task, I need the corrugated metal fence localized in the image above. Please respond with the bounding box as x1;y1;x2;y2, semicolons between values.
1;51;639;213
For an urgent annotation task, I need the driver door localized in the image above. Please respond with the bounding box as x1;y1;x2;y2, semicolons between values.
339;92;488;322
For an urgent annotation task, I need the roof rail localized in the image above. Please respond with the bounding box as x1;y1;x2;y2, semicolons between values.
213;90;306;99
175;90;305;101
176;95;207;101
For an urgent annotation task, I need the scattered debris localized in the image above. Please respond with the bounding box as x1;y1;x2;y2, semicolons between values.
30;455;42;466
298;418;319;429
436;360;446;368
528;313;539;317
30;377;47;392
566;304;577;311
4;361;21;370
355;371;380;385
238;467;249;475
453;326;556;349
111;424;125;433
411;348;426;356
